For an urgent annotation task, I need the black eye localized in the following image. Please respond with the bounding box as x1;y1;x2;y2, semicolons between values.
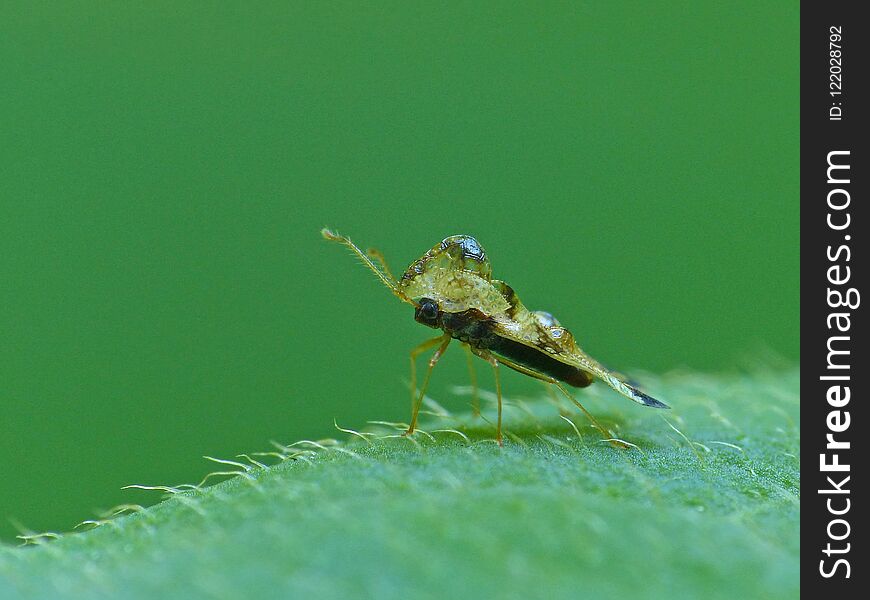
420;299;438;320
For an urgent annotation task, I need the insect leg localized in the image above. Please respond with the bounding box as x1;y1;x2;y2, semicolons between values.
484;353;558;384
467;348;504;445
406;334;451;436
485;353;624;448
409;336;447;415
488;355;503;446
553;383;609;436
365;247;397;284
543;382;561;411
553;383;628;449
462;344;481;417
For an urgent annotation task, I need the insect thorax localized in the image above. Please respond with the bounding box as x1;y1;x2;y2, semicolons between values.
398;235;511;315
439;309;494;348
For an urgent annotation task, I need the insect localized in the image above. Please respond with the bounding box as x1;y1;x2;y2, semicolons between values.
322;228;668;446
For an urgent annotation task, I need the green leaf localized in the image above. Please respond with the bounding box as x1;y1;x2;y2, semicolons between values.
0;370;799;600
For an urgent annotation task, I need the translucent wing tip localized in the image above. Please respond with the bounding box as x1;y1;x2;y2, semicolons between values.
628;385;670;409
594;364;671;409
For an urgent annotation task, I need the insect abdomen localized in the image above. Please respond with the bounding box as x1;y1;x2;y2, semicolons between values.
487;335;593;388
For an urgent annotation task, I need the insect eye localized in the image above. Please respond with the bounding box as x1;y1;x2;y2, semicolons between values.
420;299;438;320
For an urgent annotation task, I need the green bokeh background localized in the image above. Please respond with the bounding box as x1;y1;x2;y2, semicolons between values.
0;2;797;541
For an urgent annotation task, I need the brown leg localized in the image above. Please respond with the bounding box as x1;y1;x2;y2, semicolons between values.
463;344;481;417
406;334;451;435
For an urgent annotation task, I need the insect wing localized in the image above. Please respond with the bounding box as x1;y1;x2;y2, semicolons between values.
489;281;669;409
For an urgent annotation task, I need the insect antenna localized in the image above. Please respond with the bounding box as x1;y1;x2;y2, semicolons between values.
366;247;397;283
321;228;417;306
